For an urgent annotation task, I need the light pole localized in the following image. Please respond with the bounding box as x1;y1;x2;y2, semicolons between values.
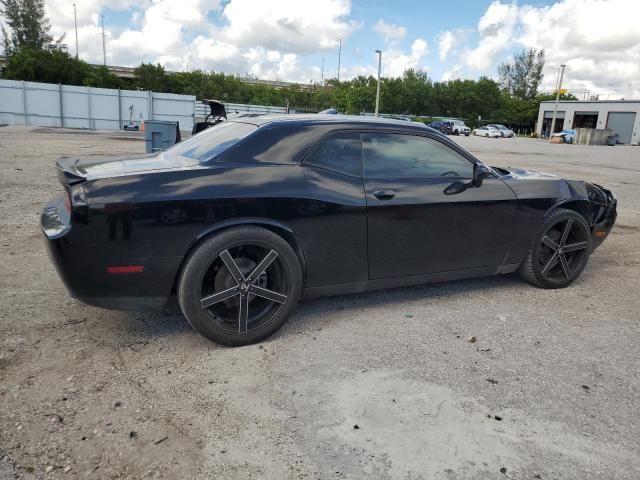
549;64;566;138
374;50;382;117
337;39;342;82
73;3;79;59
101;15;106;65
321;57;325;85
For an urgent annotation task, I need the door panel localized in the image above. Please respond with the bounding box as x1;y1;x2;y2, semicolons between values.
365;178;517;279
362;132;517;280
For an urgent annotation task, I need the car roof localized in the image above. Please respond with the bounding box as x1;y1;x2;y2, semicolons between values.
232;114;430;132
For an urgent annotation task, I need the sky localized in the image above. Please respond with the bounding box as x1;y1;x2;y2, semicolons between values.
38;0;640;99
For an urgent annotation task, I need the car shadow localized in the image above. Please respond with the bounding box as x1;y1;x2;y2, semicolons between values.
118;273;524;344
277;273;524;337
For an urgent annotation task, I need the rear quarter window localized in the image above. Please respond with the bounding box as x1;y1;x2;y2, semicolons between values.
168;122;257;162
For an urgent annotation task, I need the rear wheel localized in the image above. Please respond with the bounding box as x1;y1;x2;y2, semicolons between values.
178;226;302;346
519;209;592;288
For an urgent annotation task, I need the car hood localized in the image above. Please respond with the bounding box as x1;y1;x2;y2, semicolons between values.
499;167;559;180
57;152;199;183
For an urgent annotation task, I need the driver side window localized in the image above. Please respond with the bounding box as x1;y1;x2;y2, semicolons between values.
363;133;474;179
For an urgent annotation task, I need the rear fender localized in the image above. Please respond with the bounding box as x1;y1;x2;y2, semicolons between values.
172;217;307;292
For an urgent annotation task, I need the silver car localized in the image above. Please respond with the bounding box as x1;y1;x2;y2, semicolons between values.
488;124;515;137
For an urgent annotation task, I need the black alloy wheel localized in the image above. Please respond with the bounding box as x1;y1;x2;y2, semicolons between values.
538;218;589;283
200;246;288;334
178;226;302;346
520;209;592;289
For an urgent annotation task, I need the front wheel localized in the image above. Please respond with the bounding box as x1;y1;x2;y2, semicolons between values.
519;209;592;289
178;226;302;346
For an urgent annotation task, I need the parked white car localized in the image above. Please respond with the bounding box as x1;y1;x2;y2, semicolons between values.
473;126;502;138
487;124;515;137
444;119;471;136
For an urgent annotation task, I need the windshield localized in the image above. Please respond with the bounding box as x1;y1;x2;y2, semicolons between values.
168;121;257;162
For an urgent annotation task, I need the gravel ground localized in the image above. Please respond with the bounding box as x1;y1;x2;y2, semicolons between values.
1;125;639;479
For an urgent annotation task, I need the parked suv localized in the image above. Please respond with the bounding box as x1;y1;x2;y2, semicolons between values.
444;119;471;136
428;121;453;135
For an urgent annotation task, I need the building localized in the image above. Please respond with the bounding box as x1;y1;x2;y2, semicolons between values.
537;100;640;145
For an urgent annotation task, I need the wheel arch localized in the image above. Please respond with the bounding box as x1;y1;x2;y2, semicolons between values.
546;198;593;226
171;218;307;293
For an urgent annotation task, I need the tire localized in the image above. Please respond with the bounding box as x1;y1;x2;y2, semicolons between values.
178;226;303;346
519;208;592;289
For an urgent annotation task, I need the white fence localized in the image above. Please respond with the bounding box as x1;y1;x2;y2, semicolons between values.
0;79;197;131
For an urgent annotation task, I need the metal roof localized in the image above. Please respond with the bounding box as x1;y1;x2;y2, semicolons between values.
235;114;430;130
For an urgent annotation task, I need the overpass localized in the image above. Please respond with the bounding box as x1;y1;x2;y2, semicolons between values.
0;54;313;89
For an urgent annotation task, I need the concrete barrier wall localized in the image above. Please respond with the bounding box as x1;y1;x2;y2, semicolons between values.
575;128;612;145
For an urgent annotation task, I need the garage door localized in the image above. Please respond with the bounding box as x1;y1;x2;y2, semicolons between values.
606;112;636;144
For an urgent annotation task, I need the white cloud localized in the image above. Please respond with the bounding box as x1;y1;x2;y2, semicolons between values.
442;64;463;82
43;0;358;83
383;38;429;77
516;0;640;98
372;19;407;42
438;31;455;62
447;0;640;99
464;1;519;71
220;0;360;53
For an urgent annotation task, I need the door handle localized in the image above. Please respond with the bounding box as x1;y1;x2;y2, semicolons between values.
372;189;395;201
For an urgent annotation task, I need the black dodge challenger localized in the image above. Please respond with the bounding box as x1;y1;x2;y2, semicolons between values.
42;115;617;346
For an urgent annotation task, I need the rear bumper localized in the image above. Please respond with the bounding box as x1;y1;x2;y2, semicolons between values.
591;189;617;250
42;197;180;312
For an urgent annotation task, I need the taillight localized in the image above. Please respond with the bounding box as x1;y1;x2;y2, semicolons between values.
63;191;72;213
69;184;88;207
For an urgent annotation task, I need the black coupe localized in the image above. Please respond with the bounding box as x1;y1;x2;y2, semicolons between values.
42;115;617;346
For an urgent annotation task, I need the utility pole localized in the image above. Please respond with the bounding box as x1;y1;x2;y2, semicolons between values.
374;50;382;117
73;3;79;58
321;57;325;85
337;39;342;82
101;15;106;66
549;64;566;138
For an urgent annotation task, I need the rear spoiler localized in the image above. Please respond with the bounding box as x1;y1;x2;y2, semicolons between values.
56;158;86;186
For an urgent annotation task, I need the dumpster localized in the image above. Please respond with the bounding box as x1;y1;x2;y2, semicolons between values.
144;121;181;153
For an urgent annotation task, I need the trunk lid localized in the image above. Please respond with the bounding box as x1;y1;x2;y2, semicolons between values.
56;152;199;185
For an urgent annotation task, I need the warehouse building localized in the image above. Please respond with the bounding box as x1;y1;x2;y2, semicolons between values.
537;100;640;145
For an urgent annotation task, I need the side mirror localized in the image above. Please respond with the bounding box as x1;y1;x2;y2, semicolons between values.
472;163;493;188
444;181;468;195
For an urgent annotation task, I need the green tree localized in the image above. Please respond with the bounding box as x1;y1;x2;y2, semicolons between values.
1;0;56;55
498;48;545;100
2;48;90;84
133;63;169;91
83;65;123;89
